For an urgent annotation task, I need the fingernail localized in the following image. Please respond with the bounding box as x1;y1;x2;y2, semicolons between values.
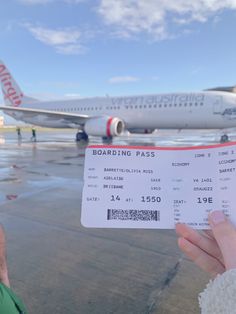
209;211;226;225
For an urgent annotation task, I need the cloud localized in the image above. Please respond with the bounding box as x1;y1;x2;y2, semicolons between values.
26;25;81;45
98;0;236;40
18;0;236;52
24;24;86;54
109;76;140;84
56;44;87;55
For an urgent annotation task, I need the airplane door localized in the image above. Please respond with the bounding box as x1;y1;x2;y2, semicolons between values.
213;96;222;114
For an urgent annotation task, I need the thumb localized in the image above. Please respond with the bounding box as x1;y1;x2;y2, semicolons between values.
209;210;236;270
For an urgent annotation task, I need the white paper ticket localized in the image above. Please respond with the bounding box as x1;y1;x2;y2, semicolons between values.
81;142;236;229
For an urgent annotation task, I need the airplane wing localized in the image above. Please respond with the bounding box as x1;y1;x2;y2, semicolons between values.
0;106;89;128
0;106;125;136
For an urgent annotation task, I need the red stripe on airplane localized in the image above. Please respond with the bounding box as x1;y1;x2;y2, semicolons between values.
106;117;113;137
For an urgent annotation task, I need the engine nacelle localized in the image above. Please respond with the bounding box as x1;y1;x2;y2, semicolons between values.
84;116;124;137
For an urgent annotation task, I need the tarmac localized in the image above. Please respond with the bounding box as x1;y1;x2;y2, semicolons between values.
0;128;232;314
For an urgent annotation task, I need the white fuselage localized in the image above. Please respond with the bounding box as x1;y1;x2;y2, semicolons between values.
8;91;236;130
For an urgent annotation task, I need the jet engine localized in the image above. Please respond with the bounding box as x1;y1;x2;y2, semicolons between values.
84;116;125;137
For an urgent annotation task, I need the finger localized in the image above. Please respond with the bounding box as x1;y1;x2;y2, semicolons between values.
176;223;224;264
201;230;214;239
178;237;225;277
209;211;236;270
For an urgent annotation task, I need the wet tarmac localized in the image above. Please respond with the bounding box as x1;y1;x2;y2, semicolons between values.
0;128;234;314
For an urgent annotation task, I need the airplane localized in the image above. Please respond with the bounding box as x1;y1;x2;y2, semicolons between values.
1;59;236;142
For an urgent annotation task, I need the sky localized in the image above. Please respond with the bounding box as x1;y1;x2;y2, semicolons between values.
1;0;236;123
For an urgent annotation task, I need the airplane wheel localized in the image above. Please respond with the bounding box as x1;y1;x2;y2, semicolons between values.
102;136;113;142
76;131;88;142
220;134;229;143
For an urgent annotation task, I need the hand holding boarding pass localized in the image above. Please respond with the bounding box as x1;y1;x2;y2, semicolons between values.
81;142;236;229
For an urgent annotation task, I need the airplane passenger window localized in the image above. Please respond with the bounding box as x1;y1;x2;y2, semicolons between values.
149;105;152;108
179;103;182;107
200;102;203;106
164;104;167;107
174;103;177;107
159;104;162;108
189;103;192;106
154;104;157;108
184;103;187;106
195;103;198;106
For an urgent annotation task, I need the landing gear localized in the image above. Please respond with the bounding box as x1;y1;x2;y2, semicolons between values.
220;134;229;143
76;131;88;142
102;136;113;143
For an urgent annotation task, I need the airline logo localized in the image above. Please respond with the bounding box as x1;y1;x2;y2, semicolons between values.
0;63;23;107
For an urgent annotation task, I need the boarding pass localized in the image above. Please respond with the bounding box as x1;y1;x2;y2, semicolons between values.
81;142;236;229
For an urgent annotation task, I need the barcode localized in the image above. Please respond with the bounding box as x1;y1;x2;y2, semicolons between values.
107;209;160;221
